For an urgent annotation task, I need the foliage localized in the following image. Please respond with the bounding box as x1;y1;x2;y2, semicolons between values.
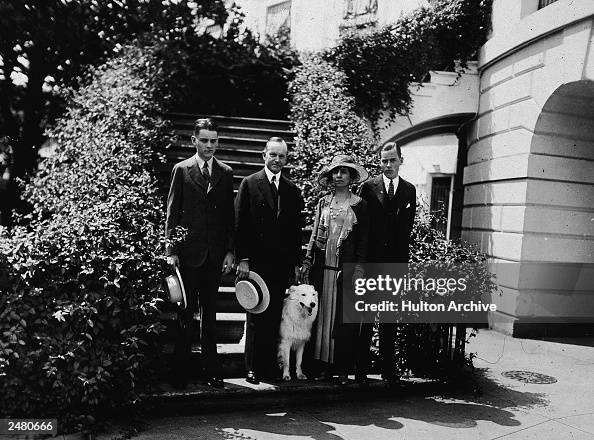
387;206;496;379
0;0;227;178
0;45;169;433
326;0;492;126
156;11;300;118
288;55;380;222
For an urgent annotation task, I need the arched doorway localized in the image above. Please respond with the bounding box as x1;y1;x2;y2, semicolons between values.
512;80;594;335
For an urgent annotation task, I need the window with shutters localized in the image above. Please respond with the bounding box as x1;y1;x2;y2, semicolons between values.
341;0;378;32
538;0;558;9
266;1;291;36
429;176;453;238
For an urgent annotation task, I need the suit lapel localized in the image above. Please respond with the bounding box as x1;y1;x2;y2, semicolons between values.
188;156;208;192
374;176;386;206
208;158;223;193
277;175;290;218
257;169;276;212
393;178;405;216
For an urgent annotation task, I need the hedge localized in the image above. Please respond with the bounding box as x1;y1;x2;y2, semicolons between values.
288;55;380;221
0;45;169;433
326;0;492;125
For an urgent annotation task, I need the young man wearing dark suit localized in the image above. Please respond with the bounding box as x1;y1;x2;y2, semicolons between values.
235;137;304;384
358;141;416;387
165;118;235;389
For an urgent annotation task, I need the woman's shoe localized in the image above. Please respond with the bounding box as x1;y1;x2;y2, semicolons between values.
314;371;329;381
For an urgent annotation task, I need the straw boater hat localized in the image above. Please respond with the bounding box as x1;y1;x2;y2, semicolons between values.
235;271;270;314
165;266;188;310
318;154;369;187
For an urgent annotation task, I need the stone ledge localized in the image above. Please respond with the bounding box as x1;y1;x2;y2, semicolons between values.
143;376;438;417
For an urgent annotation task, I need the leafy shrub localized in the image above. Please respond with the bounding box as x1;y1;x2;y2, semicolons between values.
387;206;496;379
157;8;300;118
0;44;169;433
288;55;380;221
326;0;492;125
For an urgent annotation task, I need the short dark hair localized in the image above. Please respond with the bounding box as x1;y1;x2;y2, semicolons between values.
381;141;402;158
194;118;217;137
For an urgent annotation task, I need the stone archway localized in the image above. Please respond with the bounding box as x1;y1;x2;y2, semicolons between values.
510;80;594;335
478;80;594;337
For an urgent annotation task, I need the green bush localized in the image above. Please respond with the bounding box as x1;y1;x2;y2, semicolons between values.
288;54;380;221
0;45;169;433
157;9;300;118
326;0;492;125
385;207;496;379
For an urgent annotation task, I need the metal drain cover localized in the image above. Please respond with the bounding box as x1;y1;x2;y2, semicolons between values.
501;370;557;384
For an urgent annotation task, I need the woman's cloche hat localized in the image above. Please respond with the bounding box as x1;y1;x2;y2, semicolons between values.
164;266;188;309
235;271;270;314
318;154;369;187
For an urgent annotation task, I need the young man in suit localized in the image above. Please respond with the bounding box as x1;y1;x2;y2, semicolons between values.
165;118;235;389
235;137;304;384
358;141;416;387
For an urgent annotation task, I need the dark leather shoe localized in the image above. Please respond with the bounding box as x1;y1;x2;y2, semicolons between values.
246;371;260;385
383;377;400;389
356;375;369;387
207;376;224;388
171;377;188;390
314;370;329;381
337;375;349;386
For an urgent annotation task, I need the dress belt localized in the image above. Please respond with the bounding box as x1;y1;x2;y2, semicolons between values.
323;264;340;271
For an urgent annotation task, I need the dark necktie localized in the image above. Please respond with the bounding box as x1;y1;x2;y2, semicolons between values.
202;162;210;186
388;179;395;199
270;175;278;213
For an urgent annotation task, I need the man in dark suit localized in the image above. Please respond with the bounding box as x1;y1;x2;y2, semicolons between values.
165;118;235;389
358;141;416;386
235;137;304;384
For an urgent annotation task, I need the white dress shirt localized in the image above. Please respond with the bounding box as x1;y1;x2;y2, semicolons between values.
382;174;400;195
196;155;213;190
264;166;281;189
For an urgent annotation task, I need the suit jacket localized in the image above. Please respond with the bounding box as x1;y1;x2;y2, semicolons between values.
165;155;235;267
235;169;304;268
359;175;416;263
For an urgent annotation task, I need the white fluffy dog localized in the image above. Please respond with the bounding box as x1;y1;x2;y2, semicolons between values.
277;284;318;381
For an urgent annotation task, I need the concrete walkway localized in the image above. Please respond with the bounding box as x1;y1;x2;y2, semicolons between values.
111;330;594;440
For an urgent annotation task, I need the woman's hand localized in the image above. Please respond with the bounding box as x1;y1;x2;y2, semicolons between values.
298;260;311;284
352;264;364;287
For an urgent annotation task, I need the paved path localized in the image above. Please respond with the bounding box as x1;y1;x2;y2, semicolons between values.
114;330;594;440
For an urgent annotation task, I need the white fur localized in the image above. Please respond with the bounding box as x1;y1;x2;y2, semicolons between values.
277;284;318;381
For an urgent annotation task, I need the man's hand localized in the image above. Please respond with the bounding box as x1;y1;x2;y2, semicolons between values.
221;252;234;275
167;255;180;268
236;260;250;280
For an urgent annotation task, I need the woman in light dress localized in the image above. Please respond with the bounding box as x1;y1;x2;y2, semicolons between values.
300;154;369;384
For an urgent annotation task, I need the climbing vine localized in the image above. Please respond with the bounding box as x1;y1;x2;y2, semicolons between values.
325;0;492;125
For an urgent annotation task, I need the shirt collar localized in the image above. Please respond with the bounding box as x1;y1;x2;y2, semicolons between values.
196;155;213;171
264;166;281;186
382;174;399;192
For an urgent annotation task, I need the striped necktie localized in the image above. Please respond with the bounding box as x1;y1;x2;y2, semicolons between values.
202;162;210;186
270;175;278;212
